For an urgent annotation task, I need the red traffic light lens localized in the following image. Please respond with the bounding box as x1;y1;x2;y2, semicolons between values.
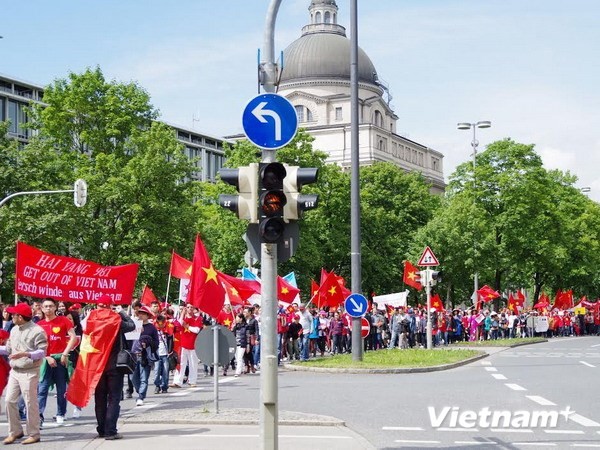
260;191;286;216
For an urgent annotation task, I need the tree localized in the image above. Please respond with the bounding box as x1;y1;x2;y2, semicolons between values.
0;68;198;301
416;138;600;305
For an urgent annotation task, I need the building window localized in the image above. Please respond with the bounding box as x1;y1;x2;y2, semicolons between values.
335;107;342;121
324;11;331;23
315;12;322;23
412;150;417;164
418;152;424;166
0;97;5;121
295;105;313;123
432;158;439;171
7;100;27;138
374;110;383;128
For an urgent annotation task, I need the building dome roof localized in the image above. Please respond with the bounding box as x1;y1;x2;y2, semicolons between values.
279;32;379;85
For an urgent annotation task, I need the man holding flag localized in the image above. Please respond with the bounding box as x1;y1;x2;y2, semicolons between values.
66;295;135;441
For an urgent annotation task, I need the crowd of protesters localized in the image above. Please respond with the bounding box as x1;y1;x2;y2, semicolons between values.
0;295;597;444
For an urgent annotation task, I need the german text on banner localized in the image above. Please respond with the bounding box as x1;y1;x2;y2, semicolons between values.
15;241;138;304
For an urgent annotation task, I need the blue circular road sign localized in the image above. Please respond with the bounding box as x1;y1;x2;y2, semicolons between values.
345;293;369;318
242;94;298;149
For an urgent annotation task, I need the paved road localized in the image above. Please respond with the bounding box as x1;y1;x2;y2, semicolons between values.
3;336;598;449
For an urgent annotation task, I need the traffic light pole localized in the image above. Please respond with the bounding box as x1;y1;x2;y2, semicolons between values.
260;242;278;450
349;0;363;362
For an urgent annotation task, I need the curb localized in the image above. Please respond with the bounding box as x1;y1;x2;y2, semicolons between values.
124;408;345;427
281;351;487;374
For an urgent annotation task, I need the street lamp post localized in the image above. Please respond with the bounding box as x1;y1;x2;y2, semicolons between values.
457;121;491;305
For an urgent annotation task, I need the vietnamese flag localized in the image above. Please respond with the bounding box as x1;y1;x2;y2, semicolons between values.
170;251;193;280
508;293;524;312
403;261;422;291
334;274;352;300
140;285;158;306
218;271;260;304
277;276;300;304
477;285;500;302
66;308;121;408
186;235;225;318
218;272;253;306
317;271;346;309
310;279;323;307
534;293;551;310
430;293;444;312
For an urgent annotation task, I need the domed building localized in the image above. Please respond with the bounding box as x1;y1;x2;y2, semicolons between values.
277;0;445;193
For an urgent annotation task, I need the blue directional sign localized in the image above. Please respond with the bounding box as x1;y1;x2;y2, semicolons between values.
345;293;369;318
242;94;298;149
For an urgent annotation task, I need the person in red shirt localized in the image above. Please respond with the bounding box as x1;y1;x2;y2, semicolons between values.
170;303;203;387
37;298;77;426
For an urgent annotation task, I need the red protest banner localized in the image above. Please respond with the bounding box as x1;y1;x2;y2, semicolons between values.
15;242;138;305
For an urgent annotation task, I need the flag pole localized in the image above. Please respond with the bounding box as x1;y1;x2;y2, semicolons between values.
165;273;172;304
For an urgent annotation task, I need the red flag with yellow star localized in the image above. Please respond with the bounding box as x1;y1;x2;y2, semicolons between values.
170;251;193;280
431;293;444;312
66;308;121;408
186;234;225;318
217;271;258;306
310;279;323;307
317;271;346;308
277;275;300;303
403;261;422;290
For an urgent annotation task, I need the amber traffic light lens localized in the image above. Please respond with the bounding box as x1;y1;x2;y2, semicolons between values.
260;191;286;216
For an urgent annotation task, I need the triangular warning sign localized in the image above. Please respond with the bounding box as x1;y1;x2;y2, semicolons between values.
417;246;439;266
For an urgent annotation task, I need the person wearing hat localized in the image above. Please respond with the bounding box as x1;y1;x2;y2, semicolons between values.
1;302;48;445
131;305;158;407
36;298;78;427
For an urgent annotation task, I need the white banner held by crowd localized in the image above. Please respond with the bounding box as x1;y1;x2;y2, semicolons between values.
372;290;409;308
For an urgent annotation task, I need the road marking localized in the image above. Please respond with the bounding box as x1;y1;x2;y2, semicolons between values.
544;430;585;434
526;395;556;406
481;361;492;366
513;443;556;446
570;413;600;427
394;440;441;444
492;374;507;380
591;344;600;348
505;383;527;391
382;426;424;431
437;427;479;432
455;441;499;445
580;361;596;368
572;444;600;448
485;367;498;372
490;428;533;433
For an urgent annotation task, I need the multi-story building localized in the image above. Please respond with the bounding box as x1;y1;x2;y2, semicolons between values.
0;73;227;182
272;0;445;193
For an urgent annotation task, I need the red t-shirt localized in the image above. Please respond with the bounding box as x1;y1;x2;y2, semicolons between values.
38;315;73;355
178;315;203;349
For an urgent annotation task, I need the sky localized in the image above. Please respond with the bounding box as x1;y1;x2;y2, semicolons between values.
2;0;599;201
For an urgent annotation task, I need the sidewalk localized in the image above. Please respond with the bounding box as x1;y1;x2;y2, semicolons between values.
63;408;375;450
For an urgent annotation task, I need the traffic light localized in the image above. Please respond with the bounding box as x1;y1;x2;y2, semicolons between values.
419;269;442;286
283;165;319;221
431;270;442;285
73;179;87;208
258;162;287;242
218;163;259;223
